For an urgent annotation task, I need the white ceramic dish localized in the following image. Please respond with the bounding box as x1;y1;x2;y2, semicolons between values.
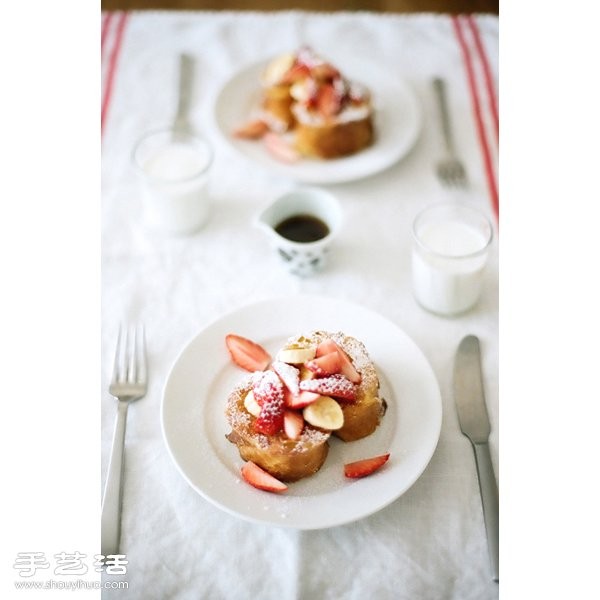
161;296;441;530
213;59;422;184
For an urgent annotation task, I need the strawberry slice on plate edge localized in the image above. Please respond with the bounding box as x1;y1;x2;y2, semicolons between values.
344;453;391;479
225;334;271;372
241;461;288;492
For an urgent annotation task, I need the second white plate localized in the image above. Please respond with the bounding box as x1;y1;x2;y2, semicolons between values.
162;296;441;530
214;59;422;184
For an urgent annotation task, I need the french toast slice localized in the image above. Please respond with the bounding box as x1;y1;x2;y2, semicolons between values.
225;378;330;482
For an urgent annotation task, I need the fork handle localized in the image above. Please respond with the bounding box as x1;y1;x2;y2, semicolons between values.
101;400;129;556
432;78;456;154
173;53;194;135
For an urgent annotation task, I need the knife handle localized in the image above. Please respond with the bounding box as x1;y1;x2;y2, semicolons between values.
472;442;499;582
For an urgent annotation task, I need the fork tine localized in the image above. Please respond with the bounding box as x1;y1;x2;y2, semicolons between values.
439;164;467;188
111;325;124;384
119;326;130;383
137;324;147;385
127;325;137;383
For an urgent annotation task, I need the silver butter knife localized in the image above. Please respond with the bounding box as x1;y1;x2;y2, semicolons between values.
454;335;499;581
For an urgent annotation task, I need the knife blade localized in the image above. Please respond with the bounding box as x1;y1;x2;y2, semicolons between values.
454;335;499;582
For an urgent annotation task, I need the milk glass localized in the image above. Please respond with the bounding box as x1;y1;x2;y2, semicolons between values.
411;203;493;316
133;129;213;234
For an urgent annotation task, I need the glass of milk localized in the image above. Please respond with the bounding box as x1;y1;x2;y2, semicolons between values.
411;203;493;316
132;128;213;234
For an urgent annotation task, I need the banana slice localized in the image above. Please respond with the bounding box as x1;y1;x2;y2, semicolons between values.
303;396;344;430
277;345;316;365
243;390;261;417
299;366;315;381
262;52;295;86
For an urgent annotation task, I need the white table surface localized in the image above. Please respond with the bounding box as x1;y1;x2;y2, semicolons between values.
101;10;498;599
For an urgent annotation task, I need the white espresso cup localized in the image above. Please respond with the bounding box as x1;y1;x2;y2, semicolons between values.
132;128;213;235
256;187;342;277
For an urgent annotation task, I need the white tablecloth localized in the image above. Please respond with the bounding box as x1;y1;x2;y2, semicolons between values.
101;10;498;599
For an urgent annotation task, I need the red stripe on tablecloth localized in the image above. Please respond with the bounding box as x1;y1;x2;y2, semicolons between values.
466;15;499;144
101;12;113;55
101;11;128;135
452;15;499;221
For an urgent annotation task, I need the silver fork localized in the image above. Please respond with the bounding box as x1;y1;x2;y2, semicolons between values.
101;324;147;557
432;77;468;188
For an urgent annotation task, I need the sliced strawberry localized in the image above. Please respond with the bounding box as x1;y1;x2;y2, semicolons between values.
285;388;321;409
283;410;304;440
225;334;271;372
252;371;284;435
264;132;300;163
233;119;269;140
311;63;340;81
253;369;283;404
316;83;342;118
254;404;284;436
241;461;288;492
281;62;311;84
304;352;342;377
299;374;356;402
315;340;361;384
315;339;339;358
272;361;300;396
344;454;390;478
282;386;294;407
339;359;361;384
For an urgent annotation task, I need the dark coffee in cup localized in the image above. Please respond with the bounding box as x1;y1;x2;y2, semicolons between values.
274;214;330;243
256;186;342;277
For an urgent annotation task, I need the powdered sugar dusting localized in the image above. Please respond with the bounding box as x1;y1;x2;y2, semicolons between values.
252;370;284;405
224;375;254;430
291;424;329;452
299;374;356;400
272;360;300;395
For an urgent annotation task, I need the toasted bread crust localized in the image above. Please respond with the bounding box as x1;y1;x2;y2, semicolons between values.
294;117;374;159
261;84;295;131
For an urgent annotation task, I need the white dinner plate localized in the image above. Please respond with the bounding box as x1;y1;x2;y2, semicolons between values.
162;296;441;530
213;58;422;184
